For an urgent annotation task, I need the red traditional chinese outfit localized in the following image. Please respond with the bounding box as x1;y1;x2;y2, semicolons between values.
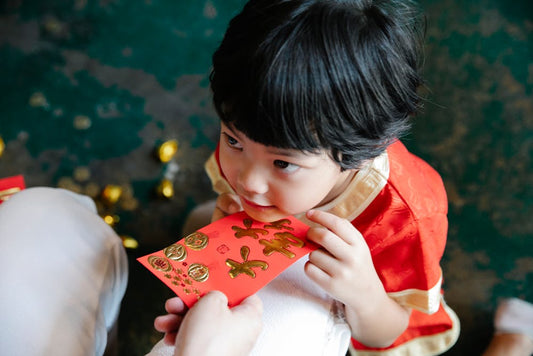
205;140;459;355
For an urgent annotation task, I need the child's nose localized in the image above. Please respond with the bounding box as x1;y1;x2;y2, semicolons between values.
237;164;268;195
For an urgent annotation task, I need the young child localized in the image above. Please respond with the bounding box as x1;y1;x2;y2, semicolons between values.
150;0;460;354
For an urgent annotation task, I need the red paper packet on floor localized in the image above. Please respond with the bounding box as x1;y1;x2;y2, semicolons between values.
0;175;25;204
138;211;318;307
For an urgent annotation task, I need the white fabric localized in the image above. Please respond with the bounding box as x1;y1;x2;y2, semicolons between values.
0;187;129;356
494;298;533;340
146;257;351;356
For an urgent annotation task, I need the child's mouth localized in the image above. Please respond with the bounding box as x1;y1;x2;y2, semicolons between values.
241;198;274;211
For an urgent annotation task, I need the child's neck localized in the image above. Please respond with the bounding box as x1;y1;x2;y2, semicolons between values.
317;169;358;207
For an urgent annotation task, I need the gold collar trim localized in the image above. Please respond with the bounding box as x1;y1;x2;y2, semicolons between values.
297;151;390;225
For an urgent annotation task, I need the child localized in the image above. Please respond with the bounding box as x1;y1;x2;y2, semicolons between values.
150;0;460;354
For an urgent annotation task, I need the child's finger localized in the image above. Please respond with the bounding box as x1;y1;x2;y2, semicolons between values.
307;226;350;260
306;209;362;245
216;193;242;215
307;247;338;274
211;206;228;222
304;259;333;287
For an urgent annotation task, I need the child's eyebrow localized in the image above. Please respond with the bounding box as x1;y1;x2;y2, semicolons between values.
266;147;306;158
223;125;241;139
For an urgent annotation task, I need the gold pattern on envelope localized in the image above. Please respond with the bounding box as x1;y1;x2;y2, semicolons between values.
226;246;269;279
148;256;173;272
232;219;269;239
264;219;294;231
184;232;209;250
164;243;188;261
188;263;209;282
259;232;305;258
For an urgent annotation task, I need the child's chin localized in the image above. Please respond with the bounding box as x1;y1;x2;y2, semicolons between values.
243;208;287;223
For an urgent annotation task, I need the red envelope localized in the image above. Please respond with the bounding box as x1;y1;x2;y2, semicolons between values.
0;175;25;204
138;211;318;307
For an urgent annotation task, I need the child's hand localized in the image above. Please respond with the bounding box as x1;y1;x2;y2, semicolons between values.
154;297;188;346
304;209;383;309
304;210;410;347
211;193;242;222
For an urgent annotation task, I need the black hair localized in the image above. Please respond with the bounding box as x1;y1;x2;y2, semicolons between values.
210;0;425;170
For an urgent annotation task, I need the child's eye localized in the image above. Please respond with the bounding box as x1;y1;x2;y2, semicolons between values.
223;133;243;150
274;160;299;173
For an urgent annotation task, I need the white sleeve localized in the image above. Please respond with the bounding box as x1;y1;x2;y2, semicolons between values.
0;187;129;356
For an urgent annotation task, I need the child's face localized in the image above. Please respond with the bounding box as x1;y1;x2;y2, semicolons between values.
218;122;355;222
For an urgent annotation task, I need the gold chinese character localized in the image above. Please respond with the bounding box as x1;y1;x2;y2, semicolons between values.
232;219;269;239
226;246;269;278
264;219;294;231
259;232;305;258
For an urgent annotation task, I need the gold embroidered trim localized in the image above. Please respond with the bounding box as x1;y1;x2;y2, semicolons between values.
348;300;460;356
296;151;390;226
205;154;235;195
387;274;443;314
0;187;21;202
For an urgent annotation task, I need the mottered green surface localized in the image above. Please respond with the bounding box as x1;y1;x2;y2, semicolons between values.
0;0;531;355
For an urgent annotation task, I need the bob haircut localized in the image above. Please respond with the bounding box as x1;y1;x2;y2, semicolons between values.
210;0;425;170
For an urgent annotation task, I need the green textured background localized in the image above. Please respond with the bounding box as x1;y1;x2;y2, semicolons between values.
0;0;531;355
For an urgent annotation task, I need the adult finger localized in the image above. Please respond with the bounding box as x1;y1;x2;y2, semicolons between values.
154;314;182;333
232;294;263;318
163;331;177;346
164;297;187;314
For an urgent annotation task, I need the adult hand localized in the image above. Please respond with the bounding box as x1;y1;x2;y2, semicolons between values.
174;291;263;356
154;297;188;346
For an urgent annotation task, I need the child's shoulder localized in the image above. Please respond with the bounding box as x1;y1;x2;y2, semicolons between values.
386;141;447;216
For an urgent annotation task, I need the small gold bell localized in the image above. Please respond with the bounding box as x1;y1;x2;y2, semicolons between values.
157;140;178;163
